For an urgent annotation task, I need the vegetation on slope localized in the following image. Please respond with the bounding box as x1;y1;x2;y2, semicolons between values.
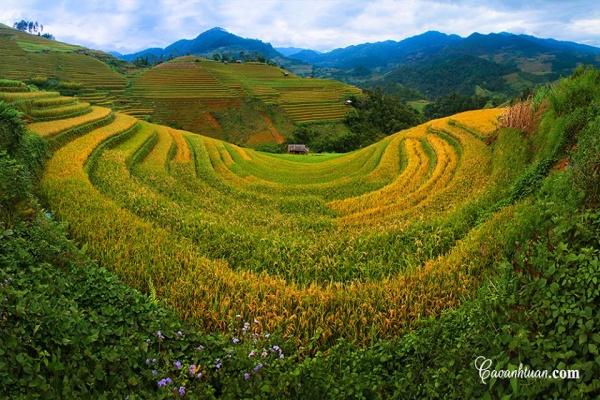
306;31;600;103
288;88;423;152
1;66;599;399
0;24;363;147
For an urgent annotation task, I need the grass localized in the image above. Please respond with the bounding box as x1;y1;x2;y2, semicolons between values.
407;99;431;113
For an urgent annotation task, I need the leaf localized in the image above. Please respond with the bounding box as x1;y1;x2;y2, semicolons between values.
510;378;519;395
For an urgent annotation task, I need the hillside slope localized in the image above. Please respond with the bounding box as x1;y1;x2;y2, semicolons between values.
125;57;360;143
302;31;600;99
0;24;362;146
1;67;599;398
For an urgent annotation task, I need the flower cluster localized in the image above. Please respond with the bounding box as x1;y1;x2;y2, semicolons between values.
157;377;173;388
147;320;281;394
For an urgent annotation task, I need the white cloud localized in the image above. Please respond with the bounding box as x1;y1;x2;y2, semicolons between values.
0;0;598;53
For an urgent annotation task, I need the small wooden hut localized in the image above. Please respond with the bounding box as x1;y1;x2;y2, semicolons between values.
287;144;309;154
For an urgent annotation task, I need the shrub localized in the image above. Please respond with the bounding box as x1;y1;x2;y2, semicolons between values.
498;97;542;135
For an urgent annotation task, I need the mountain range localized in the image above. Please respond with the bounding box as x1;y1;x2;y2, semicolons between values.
116;27;600;99
121;27;281;62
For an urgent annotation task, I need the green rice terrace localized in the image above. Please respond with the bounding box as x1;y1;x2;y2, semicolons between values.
0;23;360;145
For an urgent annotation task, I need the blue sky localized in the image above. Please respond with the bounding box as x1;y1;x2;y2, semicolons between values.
1;0;599;54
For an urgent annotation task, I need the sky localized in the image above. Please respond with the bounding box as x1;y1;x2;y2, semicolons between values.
1;0;599;54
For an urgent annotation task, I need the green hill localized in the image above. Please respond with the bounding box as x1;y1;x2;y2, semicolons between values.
0;24;362;146
125;57;360;142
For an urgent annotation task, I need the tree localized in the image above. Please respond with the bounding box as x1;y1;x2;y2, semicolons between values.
133;56;150;67
423;92;490;120
13;19;50;37
345;88;422;141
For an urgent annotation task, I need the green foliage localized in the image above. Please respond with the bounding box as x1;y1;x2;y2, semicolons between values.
346;88;422;137
375;82;423;101
0;101;26;153
254;142;284;153
0;101;47;221
572;116;600;206
0;151;31;209
0;79;26;88
423;92;493;120
548;65;600;116
383;54;515;99
288;122;354;153
288;88;424;152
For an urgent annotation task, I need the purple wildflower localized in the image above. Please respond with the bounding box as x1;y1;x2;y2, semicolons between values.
156;331;165;341
178;386;186;397
174;360;182;370
215;359;222;370
244;372;251;380
253;363;263;373
196;372;203;379
248;350;256;357
157;377;172;388
188;364;197;377
232;337;240;344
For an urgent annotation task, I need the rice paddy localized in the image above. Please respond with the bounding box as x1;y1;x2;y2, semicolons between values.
0;24;362;145
9;79;531;346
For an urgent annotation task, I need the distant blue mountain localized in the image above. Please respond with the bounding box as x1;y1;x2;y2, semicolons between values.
291;30;600;71
275;47;320;57
291;31;462;68
116;28;600;99
121;27;282;62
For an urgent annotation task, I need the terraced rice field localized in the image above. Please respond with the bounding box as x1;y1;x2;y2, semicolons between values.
201;59;361;122
131;60;237;99
15;82;537;346
129;57;361;130
0;24;126;91
0;24;361;142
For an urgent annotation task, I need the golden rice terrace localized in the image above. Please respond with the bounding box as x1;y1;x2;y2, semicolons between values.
0;78;529;345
